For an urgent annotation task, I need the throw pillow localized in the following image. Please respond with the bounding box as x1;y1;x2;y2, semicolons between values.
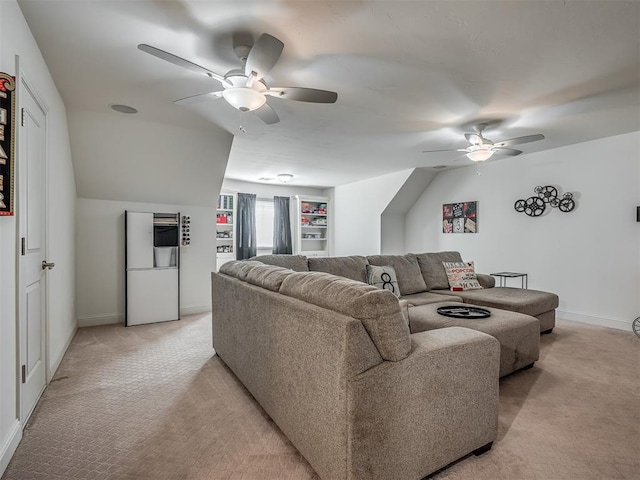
366;265;401;298
442;261;483;291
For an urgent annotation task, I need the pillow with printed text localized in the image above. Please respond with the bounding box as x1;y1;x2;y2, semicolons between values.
442;261;483;291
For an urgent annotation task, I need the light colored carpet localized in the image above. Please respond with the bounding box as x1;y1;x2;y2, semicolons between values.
2;313;638;480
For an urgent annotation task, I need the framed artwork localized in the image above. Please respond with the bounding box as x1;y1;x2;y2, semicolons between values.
443;201;477;233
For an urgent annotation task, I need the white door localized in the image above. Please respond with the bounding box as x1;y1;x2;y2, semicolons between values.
18;77;48;423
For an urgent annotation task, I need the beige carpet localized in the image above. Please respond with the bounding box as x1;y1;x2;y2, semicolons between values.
2;313;638;480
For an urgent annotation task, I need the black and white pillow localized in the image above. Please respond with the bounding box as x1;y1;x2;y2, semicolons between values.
366;264;401;298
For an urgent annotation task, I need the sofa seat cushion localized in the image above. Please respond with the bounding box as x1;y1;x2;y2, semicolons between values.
408;302;539;377
250;254;309;271
430;287;559;317
279;271;411;362
414;251;463;290
401;291;463;307
367;254;428;295
308;255;369;283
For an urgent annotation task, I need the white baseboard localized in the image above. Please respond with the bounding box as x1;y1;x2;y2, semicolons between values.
49;323;77;380
78;308;210;328
78;313;123;328
557;310;632;332
0;419;22;477
180;305;212;316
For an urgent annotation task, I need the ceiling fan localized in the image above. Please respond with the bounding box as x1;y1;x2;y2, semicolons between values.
138;33;338;125
423;123;545;162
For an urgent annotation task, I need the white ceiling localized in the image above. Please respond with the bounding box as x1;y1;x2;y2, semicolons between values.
18;0;640;189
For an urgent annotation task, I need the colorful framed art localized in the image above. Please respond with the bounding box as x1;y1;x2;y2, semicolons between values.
443;201;477;233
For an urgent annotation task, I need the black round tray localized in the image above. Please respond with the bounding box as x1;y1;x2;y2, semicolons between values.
437;306;491;319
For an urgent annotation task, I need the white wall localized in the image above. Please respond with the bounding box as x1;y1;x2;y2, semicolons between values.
76;198;217;327
406;132;640;331
0;1;76;474
381;168;438;254
72;105;233;325
68;108;232;207
330;169;414;256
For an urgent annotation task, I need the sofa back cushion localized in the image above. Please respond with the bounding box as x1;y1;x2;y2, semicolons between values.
414;251;463;290
250;254;309;271
245;264;294;292
308;255;369;283
279;271;411;361
366;254;428;295
219;260;266;280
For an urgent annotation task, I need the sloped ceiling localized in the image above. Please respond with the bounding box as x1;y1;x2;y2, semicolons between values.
19;0;640;192
67;109;232;206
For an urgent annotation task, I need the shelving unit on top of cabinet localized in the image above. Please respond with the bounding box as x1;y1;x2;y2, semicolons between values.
292;195;330;257
216;192;236;271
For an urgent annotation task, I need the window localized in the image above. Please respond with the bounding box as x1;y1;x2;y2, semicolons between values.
255;198;274;250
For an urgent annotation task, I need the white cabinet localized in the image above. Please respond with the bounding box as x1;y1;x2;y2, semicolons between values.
216;192;236;270
125;211;180;326
126;269;179;326
292;195;330;257
126;212;154;269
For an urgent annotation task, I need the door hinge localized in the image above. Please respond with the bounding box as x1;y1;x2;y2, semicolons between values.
21;108;25;127
21;237;25;256
21;365;26;384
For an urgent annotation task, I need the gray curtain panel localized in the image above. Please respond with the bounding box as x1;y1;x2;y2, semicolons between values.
273;196;293;254
236;193;257;260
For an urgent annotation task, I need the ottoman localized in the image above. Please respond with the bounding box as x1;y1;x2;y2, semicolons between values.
409;302;540;377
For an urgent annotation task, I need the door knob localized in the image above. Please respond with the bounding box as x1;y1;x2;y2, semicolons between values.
42;261;55;270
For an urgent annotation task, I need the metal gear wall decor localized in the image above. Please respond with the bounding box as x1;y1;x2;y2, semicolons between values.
514;185;575;217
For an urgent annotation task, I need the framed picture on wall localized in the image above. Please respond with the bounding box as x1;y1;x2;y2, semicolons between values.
443;201;477;233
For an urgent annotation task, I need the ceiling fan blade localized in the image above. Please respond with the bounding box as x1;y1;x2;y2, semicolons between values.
138;44;227;85
493;134;545;148
244;34;284;80
422;148;468;153
253;103;280;124
465;133;482;145
174;91;224;105
492;147;522;156
268;87;338;103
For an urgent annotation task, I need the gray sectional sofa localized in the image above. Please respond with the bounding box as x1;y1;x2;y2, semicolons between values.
210;251;559;480
254;251;559;334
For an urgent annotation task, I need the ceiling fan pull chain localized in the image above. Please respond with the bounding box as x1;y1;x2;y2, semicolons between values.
239;111;247;134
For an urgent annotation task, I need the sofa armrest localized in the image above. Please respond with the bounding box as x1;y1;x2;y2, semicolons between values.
346;327;500;480
477;273;496;288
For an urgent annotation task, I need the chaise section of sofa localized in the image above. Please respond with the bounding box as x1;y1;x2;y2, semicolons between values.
415;251;558;333
212;261;500;480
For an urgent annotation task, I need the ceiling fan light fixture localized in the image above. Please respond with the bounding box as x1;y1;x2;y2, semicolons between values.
222;87;266;112
277;173;294;183
466;149;494;162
